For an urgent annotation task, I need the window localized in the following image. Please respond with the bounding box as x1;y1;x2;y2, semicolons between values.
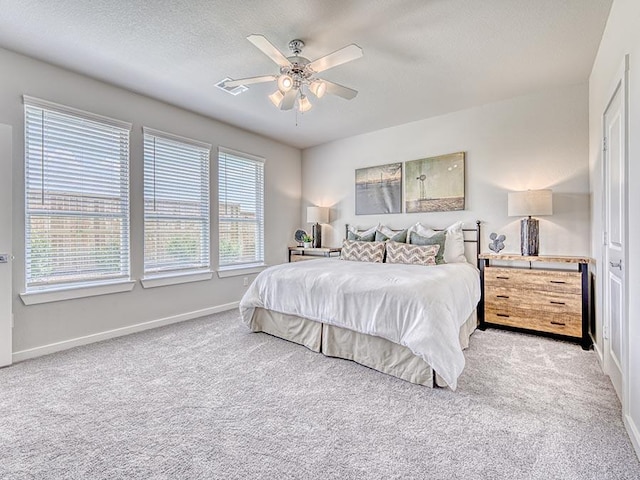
24;97;131;291
143;128;211;277
218;147;265;268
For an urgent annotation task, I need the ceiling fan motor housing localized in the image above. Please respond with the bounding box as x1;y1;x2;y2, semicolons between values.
288;39;305;55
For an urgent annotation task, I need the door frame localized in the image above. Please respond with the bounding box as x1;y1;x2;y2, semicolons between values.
601;55;629;410
0;124;12;368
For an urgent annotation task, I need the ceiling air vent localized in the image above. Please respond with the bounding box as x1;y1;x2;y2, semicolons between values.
215;77;248;96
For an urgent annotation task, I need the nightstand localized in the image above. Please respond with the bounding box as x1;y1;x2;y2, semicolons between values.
478;254;593;350
288;247;341;262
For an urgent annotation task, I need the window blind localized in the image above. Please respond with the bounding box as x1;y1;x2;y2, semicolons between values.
24;97;131;290
144;128;211;275
218;148;265;267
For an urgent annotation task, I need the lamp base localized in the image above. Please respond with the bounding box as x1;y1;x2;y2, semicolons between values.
312;223;322;248
520;217;539;256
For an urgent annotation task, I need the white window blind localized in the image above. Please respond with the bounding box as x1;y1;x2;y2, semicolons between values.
144;128;211;275
218;147;265;268
24;97;131;290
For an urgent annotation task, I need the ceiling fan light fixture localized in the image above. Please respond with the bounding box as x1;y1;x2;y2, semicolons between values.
226;35;362;114
277;74;294;92
309;80;326;98
268;90;284;107
298;94;313;113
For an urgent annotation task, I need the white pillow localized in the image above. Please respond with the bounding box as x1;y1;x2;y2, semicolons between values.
407;221;467;263
377;224;396;237
347;223;380;241
348;224;379;237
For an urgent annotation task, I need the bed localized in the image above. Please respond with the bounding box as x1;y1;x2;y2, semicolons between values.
239;221;482;390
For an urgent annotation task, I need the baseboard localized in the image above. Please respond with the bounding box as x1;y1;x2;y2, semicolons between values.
592;341;604;369
12;301;239;363
625;413;640;460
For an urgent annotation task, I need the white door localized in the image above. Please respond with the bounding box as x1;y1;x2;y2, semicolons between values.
603;79;626;400
0;125;12;367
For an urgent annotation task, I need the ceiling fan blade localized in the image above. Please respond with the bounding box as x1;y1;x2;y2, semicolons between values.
224;75;276;88
280;89;298;110
247;34;291;68
308;44;363;73
323;80;358;100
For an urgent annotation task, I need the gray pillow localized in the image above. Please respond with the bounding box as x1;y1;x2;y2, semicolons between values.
375;229;407;243
409;231;447;265
347;230;376;242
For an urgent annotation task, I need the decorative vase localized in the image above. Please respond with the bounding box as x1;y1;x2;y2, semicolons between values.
303;242;312;248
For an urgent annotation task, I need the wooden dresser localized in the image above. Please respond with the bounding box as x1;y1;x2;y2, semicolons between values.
478;254;593;350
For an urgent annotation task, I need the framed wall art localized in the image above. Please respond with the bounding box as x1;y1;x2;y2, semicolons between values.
355;162;402;215
404;152;465;213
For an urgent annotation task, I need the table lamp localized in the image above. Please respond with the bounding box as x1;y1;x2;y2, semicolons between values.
307;206;329;248
508;189;552;256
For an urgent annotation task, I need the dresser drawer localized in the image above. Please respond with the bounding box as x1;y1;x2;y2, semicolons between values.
485;305;582;337
484;285;582;315
484;267;581;294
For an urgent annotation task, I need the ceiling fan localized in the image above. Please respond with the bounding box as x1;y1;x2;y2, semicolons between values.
223;35;363;112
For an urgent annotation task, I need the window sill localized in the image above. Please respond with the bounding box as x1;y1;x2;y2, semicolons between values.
217;264;268;278
141;271;213;289
20;280;136;306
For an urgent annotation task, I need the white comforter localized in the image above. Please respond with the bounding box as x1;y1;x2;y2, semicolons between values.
239;258;481;389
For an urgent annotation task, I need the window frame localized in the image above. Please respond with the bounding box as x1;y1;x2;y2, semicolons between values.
217;146;265;272
22;96;132;299
141;127;212;284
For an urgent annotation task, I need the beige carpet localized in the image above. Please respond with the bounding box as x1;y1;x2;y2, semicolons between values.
0;309;638;479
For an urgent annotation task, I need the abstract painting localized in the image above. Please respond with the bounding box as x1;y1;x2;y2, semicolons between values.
355;162;402;215
404;152;465;213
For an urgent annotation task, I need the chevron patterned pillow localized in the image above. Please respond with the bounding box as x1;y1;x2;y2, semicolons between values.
341;240;386;263
385;241;440;266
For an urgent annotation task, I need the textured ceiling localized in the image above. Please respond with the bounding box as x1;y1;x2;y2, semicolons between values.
0;0;612;149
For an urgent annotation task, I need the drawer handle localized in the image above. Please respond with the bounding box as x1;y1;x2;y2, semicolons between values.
550;320;566;326
549;301;566;305
496;276;509;280
496;295;509;299
496;313;509;318
550;280;566;284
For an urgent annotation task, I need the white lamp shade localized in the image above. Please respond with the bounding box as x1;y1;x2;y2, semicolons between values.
268;90;284;107
298;95;312;113
309;80;326;98
508;189;553;216
307;206;329;224
277;74;293;92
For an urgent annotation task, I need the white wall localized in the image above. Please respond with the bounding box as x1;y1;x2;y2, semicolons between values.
302;84;590;258
589;0;640;458
0;48;302;355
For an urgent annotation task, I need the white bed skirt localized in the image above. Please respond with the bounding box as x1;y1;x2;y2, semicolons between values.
248;308;477;388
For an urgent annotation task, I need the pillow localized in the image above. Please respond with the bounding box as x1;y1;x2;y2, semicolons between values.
347;224;378;242
385;241;440;266
409;230;447;265
427;222;466;263
375;228;407;243
408;221;467;263
341;239;385;263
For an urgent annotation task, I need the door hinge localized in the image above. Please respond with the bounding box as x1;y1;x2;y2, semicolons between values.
603;137;608;152
603;321;609;340
603;231;608;245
